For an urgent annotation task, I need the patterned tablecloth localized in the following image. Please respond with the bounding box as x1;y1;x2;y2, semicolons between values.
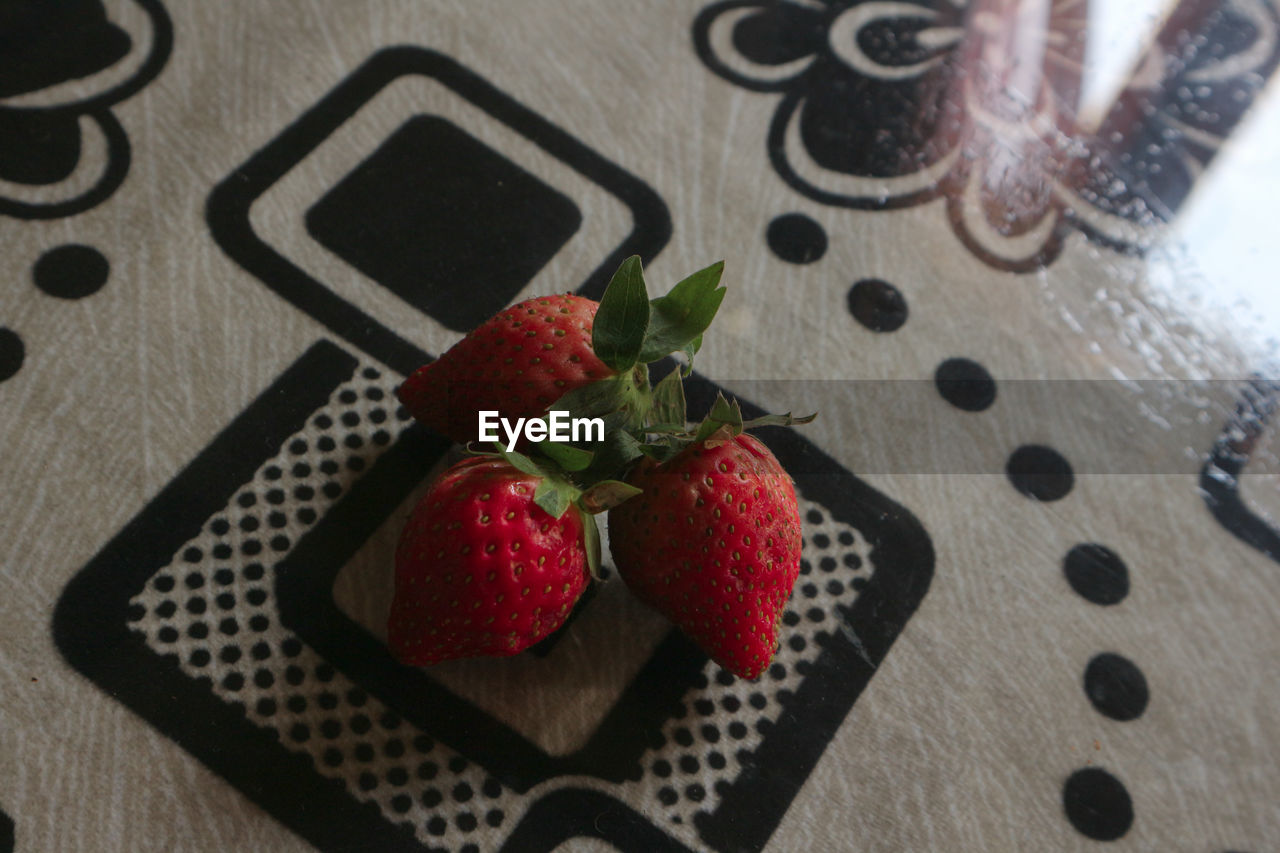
2;1;1279;851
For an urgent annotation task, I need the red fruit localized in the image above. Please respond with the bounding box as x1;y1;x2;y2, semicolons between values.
389;456;590;666
397;294;613;444
607;434;802;679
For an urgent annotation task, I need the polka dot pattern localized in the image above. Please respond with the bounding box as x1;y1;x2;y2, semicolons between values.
126;360;877;850
128;361;505;849
617;505;873;831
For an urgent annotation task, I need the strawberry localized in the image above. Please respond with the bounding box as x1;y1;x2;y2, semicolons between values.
396;293;612;445
607;396;810;680
388;455;592;665
396;257;729;447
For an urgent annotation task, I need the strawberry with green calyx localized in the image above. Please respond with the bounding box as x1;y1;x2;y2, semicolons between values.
606;391;815;680
396;256;726;446
388;451;638;666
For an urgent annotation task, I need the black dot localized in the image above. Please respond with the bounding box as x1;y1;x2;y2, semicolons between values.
289;439;308;455
243;563;265;581
456;813;477;832
189;649;210;667
782;611;800;627
344;434;363;449
322;748;343;768
1083;653;1149;721
263;465;282;481
319;459;339;475
317;692;338;710
417;762;438;781
934;358;996;412
370;408;387;424
448;756;468;773
728;722;748;739
350;714;372;734
265;488;285;505
0;328;25;382
1062;768;1133;841
322;482;342;499
679;755;700;773
256;698;277;717
358;772;378;792
155;600;177;618
685;783;706;802
219;645;241;664
222;672;244;691
253;669;274;689
33;244;109;299
215;593;235;610
211;544;232;560
652;759;672;778
239;516;259;532
250;641;271;660
248;615;270;631
281;638;303;657
317;436;336;452
425;816;446;836
237;492;257;508
384;740;405;759
157;627;178;643
847;278;907;332
320;720;342;739
284;666;304;685
722;696;741;712
708;751;727;769
184;572;205;589
485;809;504;828
354;743;374;762
766;213;827;264
314;414;333;429
341;411;360;428
213;568;234;585
657;787;678;806
452;783;473;803
339;389;358;404
1006;445;1074;501
1064;544;1129;605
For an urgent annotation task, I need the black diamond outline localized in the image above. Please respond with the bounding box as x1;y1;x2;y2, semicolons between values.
206;45;672;378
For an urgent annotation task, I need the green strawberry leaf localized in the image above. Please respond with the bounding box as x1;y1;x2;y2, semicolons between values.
679;334;702;376
579;479;643;514
741;412;818;430
593;256;650;372
533;477;574;519
636;437;684;463
692;392;743;443
581;428;645;482
637;260;726;364
581;513;603;579
540;441;593;472
651;367;687;428
498;449;546;478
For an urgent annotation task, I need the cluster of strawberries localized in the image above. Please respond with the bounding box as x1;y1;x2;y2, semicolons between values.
389;258;812;680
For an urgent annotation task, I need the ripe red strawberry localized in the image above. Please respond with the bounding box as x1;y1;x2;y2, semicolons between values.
396;294;613;444
608;432;803;679
389;455;591;666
